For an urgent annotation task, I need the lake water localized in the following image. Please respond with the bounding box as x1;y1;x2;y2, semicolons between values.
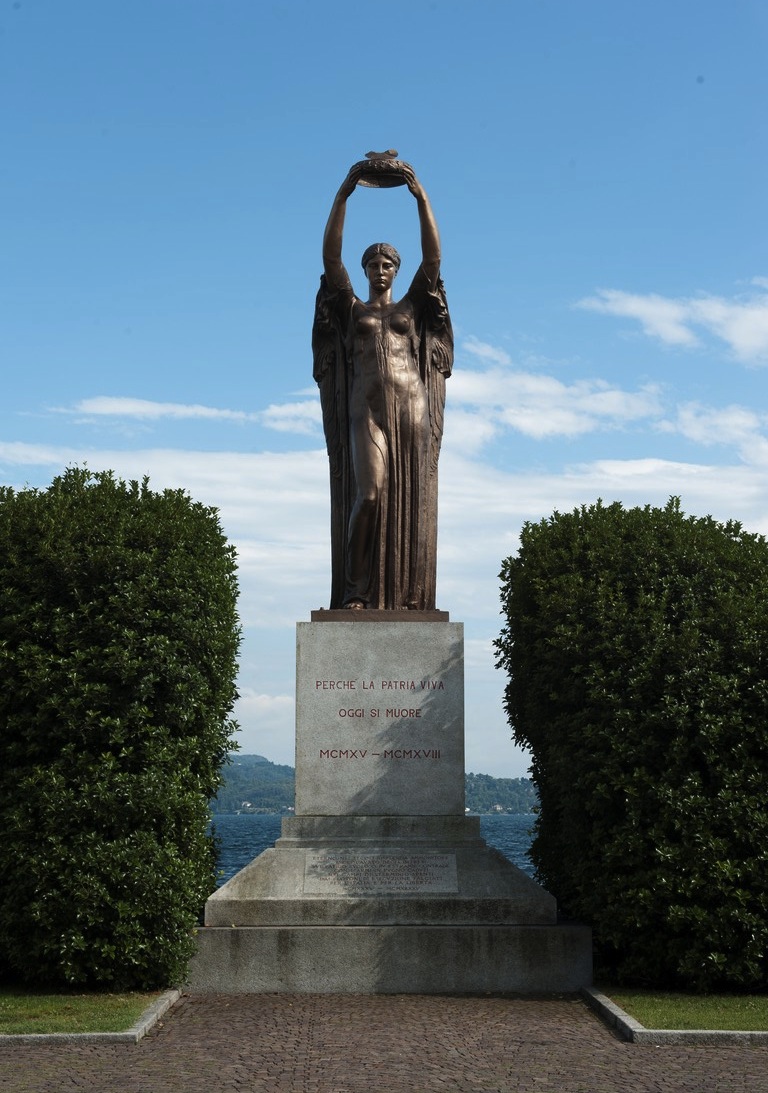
212;812;536;887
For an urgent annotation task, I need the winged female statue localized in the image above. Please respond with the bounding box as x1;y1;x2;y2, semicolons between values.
312;154;453;611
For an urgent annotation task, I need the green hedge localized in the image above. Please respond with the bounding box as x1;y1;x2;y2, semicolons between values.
495;498;768;990
0;469;240;988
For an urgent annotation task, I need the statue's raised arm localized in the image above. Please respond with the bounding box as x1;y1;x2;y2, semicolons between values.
322;162;366;291
313;152;453;612
401;163;441;289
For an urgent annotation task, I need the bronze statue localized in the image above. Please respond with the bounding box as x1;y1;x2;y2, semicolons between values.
313;154;453;610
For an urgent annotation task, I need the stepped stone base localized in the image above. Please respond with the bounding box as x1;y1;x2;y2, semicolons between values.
186;814;592;993
204;815;555;927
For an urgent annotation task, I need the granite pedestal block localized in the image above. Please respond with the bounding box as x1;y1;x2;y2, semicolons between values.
294;620;464;815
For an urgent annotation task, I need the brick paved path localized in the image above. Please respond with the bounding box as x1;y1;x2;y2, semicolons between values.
1;993;768;1093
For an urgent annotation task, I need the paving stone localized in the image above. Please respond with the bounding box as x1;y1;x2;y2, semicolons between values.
0;993;767;1092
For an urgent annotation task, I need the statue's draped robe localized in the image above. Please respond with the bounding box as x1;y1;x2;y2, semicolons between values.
313;267;453;610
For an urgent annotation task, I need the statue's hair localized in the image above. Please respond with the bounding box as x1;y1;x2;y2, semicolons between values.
361;242;401;272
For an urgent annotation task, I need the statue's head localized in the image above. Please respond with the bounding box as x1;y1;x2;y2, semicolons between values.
361;242;401;273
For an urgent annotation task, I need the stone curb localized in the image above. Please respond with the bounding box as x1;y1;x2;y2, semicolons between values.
0;988;181;1046
581;986;768;1045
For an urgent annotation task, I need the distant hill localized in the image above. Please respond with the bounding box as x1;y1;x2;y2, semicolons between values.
212;755;537;814
465;771;537;813
211;754;295;814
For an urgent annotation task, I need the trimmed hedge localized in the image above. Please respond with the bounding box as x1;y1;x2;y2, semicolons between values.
0;469;240;988
495;498;768;990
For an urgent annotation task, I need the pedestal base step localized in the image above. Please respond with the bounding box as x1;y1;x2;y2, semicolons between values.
205;815;558;927
187;922;592;994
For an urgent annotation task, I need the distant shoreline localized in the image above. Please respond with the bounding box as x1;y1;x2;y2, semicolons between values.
213;807;537;817
212;754;538;815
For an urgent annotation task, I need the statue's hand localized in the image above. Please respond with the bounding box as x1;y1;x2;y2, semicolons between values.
339;162;365;199
402;164;425;200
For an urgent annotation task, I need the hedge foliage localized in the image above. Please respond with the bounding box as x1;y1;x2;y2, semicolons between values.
0;469;240;988
495;498;768;990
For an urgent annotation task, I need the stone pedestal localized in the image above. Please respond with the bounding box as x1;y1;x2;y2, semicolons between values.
187;617;592;993
294;619;465;815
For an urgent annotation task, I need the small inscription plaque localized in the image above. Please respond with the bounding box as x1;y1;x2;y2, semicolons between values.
303;850;458;895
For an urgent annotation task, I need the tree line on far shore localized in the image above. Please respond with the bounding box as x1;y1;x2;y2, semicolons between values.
212;755;537;814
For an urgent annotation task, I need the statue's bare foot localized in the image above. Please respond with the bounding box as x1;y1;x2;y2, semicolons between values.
345;600;366;610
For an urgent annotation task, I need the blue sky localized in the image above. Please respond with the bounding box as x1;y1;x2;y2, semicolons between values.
3;0;767;777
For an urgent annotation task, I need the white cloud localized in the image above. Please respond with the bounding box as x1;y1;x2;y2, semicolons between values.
443;409;499;455
687;292;768;363
577;280;768;364
0;441;86;467
662;402;768;467
0;439;331;548
462;336;513;366
233;689;295;764
577;289;698;347
52;395;324;438
258;399;322;435
57;397;261;422
449;366;661;441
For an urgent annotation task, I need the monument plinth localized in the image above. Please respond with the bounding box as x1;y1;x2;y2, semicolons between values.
189;618;591;992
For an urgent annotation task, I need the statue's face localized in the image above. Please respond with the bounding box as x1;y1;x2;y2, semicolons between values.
365;254;397;292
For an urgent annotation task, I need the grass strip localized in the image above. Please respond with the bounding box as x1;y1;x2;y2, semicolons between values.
0;987;165;1035
603;988;768;1031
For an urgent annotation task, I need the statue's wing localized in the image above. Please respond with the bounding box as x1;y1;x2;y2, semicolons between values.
312;275;351;608
418;276;453;608
421;277;454;468
312;275;344;476
425;277;454;378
